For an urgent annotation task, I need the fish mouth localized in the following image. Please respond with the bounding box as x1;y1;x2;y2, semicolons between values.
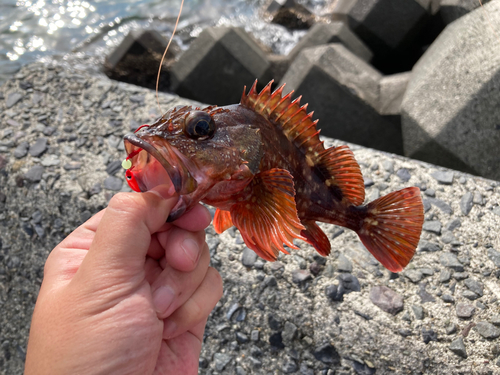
123;133;198;195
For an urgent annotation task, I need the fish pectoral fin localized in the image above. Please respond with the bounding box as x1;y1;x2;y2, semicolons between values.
213;208;234;234
300;220;331;256
230;168;306;261
317;145;365;206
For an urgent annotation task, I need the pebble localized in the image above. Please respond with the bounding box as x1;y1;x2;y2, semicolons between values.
63;162;82;170
412;305;424;320
325;284;344;301
268;315;281;330
337;253;352;272
251;330;259;341
441;294;454;303
446;323;458;335
235;332;248;343
449;337;467;358
292;269;312;283
282;321;298;343
41;154;60;167
352;360;376;375
475;322;500;339
429;198;453;214
381;160;394;173
5;92;24;108
439;269;452;283
423;199;432;213
24;165;44;182
369;286;404;315
491;314;500;327
422;328;437;344
269;332;284;349
453;272;468;281
282;356;298;373
313;344;340;365
460;192;473;215
227;303;243;320
440;253;464;271
214;353;232;371
473;192;483;205
103;176;123;191
396;168;411;182
445;218;461;231
462;290;479;300
14;141;29;158
419;241;441;252
464;278;483;296
431;170;454;185
418;283;436;303
338;273;360;293
487;248;500;267
456;303;475;319
106;160;122;176
28;138;47;157
423;220;442;234
404;269;423;283
241;247;257;267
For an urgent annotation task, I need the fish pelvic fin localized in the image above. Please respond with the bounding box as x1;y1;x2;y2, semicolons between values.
213;208;233;234
230;168;306;261
357;187;424;273
301;220;331;256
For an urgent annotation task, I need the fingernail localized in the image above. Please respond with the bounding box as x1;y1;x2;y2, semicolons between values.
181;238;199;263
163;319;177;339
153;286;175;315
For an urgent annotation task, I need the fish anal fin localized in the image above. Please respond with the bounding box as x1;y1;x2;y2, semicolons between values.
301;220;331;256
230;168;305;261
357;187;424;272
213;208;233;234
316;145;365;206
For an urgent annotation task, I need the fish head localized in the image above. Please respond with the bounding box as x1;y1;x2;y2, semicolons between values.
123;104;262;219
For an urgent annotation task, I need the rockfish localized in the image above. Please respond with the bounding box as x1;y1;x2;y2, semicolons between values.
122;81;424;272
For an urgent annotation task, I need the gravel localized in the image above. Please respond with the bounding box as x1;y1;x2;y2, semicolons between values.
1;62;500;374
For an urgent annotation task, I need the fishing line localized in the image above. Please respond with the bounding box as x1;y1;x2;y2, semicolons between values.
156;0;185;115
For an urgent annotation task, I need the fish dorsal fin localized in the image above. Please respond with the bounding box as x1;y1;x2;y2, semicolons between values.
241;81;365;206
213;208;233;234
230;168;306;261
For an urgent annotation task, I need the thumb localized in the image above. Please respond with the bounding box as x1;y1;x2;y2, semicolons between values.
76;189;177;281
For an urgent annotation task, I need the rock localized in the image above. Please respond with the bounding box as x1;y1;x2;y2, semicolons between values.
5;92;23;108
445;218;462;231
313;344;341;365
462;290;479;300
456;303;475;319
14;141;29;159
439;269;452;283
412;304;424;320
475;322;500;339
369;286;404;315
214;353;233;371
423;220;442;234
338;273;360;293
352;360;376;375
460;192;474;215
241;247;257;267
492;314;500;327
401;1;500;180
418;283;436;303
269;332;284;349
337;253;352;272
428;198;453;215
28;138;47;157
405;269;423;283
24;165;44;182
106;160;122;176
440;253;464;271
41;154;60;167
396;168;411;182
446;323;458;335
431;171;455;185
267;0;313;30
464;278;483;296
326;284;344;302
288;22;373;62
280;44;403;154
449;337;467;358
63;162;82;171
441;294;454;303
171;27;271;106
103;176;123;191
235;332;248;344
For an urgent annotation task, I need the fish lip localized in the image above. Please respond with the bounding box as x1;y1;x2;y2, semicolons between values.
123;133;198;195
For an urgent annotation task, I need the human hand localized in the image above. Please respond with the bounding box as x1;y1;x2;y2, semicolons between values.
25;188;223;375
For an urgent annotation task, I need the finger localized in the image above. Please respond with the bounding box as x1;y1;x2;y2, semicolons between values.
170;203;211;232
144;257;163;285
156;228;206;272
162;267;223;340
152;242;210;319
78;191;178;276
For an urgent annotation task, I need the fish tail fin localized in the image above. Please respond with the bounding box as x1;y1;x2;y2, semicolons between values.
357;187;424;273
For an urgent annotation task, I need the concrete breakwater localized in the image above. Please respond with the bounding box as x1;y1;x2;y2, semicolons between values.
0;62;500;374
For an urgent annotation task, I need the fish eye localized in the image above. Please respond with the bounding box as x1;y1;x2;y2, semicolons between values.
184;111;216;139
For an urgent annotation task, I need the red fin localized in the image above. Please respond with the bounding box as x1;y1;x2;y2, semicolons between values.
301;220;331;256
213;209;233;234
316;145;365;206
230;169;306;261
357;187;424;272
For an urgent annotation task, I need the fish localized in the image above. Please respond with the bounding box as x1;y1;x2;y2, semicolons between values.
122;80;424;272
